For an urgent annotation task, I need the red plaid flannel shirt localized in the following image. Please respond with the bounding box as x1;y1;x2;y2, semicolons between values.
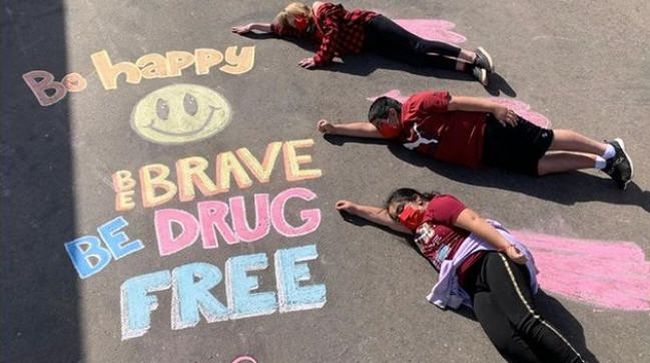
312;3;377;65
271;3;378;66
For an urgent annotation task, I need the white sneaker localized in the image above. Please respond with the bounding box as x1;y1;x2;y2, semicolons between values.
472;67;488;86
475;47;494;72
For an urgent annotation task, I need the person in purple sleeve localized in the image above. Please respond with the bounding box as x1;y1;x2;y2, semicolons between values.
335;187;585;363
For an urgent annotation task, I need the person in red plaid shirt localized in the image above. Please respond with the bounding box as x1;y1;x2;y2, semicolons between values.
232;2;494;85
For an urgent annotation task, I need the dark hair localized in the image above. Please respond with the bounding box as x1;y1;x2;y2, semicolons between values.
384;188;440;222
367;96;402;122
384;188;438;209
385;188;440;262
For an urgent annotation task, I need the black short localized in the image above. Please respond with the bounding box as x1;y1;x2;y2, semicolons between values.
482;115;554;176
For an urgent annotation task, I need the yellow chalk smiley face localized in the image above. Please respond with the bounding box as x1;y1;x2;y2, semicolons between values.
131;84;231;144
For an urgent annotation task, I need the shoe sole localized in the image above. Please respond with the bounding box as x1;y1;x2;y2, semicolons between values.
476;68;488;86
477;46;494;72
613;137;634;189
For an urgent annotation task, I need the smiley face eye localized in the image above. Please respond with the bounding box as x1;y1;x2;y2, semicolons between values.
156;98;169;120
183;93;198;116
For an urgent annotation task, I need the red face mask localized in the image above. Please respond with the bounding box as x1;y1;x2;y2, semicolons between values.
293;15;309;32
398;204;425;231
377;122;402;139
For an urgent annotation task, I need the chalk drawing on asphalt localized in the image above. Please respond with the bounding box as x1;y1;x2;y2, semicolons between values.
130;84;232;144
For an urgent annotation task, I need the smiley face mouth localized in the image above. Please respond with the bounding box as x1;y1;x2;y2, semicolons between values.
144;105;221;137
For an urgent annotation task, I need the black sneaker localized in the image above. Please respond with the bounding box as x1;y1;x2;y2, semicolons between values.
472;66;488;86
602;138;633;190
474;47;494;73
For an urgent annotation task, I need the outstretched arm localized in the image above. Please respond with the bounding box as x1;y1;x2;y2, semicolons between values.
232;22;273;34
453;208;527;264
316;119;385;138
336;200;413;234
448;95;518;127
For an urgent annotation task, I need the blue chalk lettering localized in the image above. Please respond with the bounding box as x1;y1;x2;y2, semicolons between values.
171;262;229;330
64;236;112;279
226;253;277;319
98;216;144;260
275;244;326;312
120;270;172;340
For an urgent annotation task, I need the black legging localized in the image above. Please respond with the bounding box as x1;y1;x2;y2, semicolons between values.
462;252;585;363
363;15;470;72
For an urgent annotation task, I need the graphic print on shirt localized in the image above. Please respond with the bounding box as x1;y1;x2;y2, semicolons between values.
414;223;451;270
402;123;438;150
414;222;435;245
402;120;441;157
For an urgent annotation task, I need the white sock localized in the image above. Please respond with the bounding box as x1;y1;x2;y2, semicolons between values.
602;144;615;159
595;156;607;170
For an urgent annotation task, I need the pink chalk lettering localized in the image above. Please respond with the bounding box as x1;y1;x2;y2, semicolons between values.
61;72;88;92
271;187;321;237
155;209;200;256
229;194;271;242
367;89;409;103
155;187;321;256
231;355;257;363
513;230;650;311
197;200;239;248
22;70;67;106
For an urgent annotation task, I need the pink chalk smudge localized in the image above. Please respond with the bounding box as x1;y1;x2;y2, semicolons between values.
512;230;650;311
366;89;409;103
231;356;257;363
489;98;551;128
394;19;467;45
367;90;552;128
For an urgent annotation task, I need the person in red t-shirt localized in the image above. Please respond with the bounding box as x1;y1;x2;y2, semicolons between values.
335;188;585;363
231;2;493;85
317;90;634;189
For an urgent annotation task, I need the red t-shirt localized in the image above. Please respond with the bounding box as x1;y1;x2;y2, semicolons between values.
413;195;485;282
399;91;488;168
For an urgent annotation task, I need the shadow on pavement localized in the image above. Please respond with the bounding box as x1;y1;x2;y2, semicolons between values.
237;32;517;97
385;142;650;212
322;134;649;211
536;290;600;363
1;1;81;361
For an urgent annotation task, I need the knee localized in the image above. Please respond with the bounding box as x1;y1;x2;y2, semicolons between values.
552;128;573;140
514;313;542;335
536;160;548;176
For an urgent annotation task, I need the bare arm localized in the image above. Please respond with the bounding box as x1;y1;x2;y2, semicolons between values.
250;23;272;32
316;119;385;138
448;95;499;112
448;95;517;127
232;22;272;34
453;208;527;264
336;200;413;234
